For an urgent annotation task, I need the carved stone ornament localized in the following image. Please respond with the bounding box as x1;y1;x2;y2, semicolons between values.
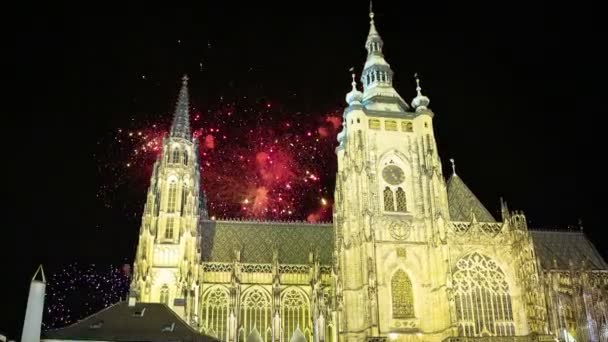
389;220;411;240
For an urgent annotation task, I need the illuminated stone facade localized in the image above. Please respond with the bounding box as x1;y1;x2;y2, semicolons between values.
130;8;608;342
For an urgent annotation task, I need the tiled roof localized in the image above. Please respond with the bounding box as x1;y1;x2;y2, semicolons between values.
42;302;217;342
447;174;496;222
201;220;334;265
531;230;608;270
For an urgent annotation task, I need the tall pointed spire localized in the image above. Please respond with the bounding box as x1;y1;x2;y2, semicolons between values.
170;75;191;139
359;3;409;111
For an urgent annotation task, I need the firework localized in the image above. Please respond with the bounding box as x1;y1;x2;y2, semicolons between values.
97;97;341;223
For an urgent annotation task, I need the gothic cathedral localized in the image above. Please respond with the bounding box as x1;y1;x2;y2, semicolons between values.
129;7;608;342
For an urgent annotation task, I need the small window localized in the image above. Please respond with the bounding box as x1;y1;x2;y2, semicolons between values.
132;308;146;317
183;150;188;165
89;320;104;329
385;120;397;131
369;119;381;130
357;118;360;123
402;122;413;132
162;322;176;332
424;122;428;128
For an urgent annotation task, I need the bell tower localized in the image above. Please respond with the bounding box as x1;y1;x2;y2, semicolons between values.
132;75;207;324
333;5;452;341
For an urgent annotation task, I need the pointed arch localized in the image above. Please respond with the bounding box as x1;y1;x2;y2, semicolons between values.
396;187;407;212
167;182;177;213
452;252;515;337
384;187;395;211
183;150;189;165
165;217;174;239
201;286;229;341
281;287;311;342
240;286;272;341
378;153;411;214
172;147;180;163
391;269;415;318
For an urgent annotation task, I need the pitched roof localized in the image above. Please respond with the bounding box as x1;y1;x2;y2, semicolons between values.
446;174;496;222
531;230;608;270
201;220;334;264
42;302;218;342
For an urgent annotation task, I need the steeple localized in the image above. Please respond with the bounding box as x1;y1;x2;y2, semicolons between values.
411;73;431;111
345;72;363;105
170;75;191;140
360;2;409;111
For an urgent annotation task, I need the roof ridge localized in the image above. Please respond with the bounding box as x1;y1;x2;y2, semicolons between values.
44;301;123;332
205;218;333;225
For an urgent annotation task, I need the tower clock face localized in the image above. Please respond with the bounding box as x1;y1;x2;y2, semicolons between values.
382;165;405;185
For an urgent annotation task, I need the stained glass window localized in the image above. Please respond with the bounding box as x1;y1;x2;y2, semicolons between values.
167;183;177;213
384;187;395;211
453;253;515;337
183;150;188;165
165;217;174;239
172;148;180;163
240;287;272;342
396;187;407;212
282;288;311;342
201;287;229;340
392;270;415;318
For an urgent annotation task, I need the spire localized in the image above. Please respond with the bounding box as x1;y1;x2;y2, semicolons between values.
368;1;378;38
411;73;431;111
359;3;409;111
449;158;457;176
170;75;191;139
345;71;363;105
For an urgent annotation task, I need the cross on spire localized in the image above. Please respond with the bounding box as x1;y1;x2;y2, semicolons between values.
450;158;457;176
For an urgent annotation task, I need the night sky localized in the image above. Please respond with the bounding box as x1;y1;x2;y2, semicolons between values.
7;1;604;337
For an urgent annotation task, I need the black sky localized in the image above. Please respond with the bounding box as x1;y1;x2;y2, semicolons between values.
6;0;605;337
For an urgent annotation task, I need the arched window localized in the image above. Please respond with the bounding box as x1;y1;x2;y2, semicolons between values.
396;187;407;212
172;148;180;163
391;270;415;318
453;253;515;337
240;287;272;341
165;217;174;239
201;287;229;341
281;288;311;342
183;150;188;165
160;285;169;306
384;187;395;211
167;182;177;213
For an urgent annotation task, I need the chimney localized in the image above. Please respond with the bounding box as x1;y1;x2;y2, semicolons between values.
21;265;46;342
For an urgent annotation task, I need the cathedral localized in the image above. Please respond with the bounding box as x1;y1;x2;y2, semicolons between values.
45;6;607;342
